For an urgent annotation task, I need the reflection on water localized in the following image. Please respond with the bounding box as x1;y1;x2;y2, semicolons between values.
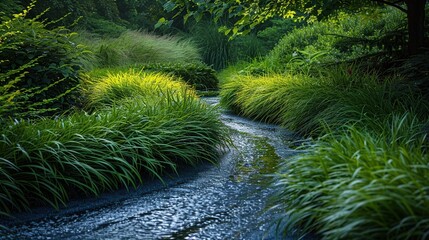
0;97;299;239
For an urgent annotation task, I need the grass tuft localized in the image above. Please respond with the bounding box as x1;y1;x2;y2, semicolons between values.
270;114;429;239
0;71;229;216
76;30;201;68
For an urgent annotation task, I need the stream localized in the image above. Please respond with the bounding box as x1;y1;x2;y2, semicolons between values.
0;97;300;240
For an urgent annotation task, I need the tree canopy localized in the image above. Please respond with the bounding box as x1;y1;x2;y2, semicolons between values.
164;0;427;55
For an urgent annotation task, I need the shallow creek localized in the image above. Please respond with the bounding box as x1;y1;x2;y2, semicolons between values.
0;97;300;239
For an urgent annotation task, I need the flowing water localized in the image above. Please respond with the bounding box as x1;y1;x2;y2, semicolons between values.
0;97;300;240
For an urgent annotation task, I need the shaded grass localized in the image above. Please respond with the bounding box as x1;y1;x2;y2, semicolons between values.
220;65;429;238
75;30;201;68
270;114;429;239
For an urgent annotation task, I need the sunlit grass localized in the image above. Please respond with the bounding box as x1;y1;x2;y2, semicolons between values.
220;65;429;136
82;70;195;109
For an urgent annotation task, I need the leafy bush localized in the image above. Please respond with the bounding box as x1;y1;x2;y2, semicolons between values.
0;0;21;17
270;114;429;239
0;23;39;119
82;16;128;37
256;18;300;50
0;77;229;216
20;0;120;26
141;62;218;90
258;7;406;73
230;33;268;62
0;4;88;118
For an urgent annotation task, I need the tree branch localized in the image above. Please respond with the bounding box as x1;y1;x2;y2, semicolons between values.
370;0;407;13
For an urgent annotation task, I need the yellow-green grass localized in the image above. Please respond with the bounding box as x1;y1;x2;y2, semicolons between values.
82;70;195;109
220;65;429;136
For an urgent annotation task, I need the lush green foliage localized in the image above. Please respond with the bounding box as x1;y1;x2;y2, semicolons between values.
165;0;428;56
83;62;218;92
187;21;231;70
257;8;406;73
83;70;196;108
186;20;269;70
0;71;229;216
218;3;429;237
20;0;120;26
256;18;300;50
82;18;127;37
0;0;22;17
76;30;201;68
141;62;218;90
165;0;407;35
0;4;88;118
270;114;429;239
221;65;429;136
19;0;171;33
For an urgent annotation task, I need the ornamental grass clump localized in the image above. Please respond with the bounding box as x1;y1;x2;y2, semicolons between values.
0;72;229;217
270;114;429;239
220;64;429;136
82;30;201;68
83;70;195;109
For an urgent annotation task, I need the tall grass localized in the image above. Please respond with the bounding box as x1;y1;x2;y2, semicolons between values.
82;70;195;108
270;114;429;239
0;71;229;217
220;65;429;136
217;6;429;239
75;30;201;68
188;21;231;70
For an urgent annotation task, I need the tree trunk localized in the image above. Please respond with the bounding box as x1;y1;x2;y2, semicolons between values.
406;0;426;55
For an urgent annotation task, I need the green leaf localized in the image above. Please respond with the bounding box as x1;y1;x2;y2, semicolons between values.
163;1;176;12
154;18;166;29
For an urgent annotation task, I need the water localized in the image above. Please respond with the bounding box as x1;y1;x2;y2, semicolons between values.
0;97;299;239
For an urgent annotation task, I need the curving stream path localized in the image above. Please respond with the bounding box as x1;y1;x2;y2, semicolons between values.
0;97;300;240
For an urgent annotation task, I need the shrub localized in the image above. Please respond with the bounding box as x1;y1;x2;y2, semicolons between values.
141;62;218;90
0;0;21;17
230;33;268;62
256;18;300;50
0;4;89;118
258;7;407;74
0;23;40;119
82;16;128;37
